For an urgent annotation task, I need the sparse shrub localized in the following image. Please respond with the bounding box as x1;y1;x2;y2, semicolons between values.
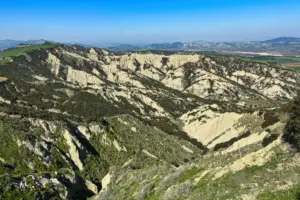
161;57;169;66
262;133;279;147
257;182;300;200
261;111;280;128
171;161;179;168
213;131;251;151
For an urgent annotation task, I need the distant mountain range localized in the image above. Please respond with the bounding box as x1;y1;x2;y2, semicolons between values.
107;37;300;56
1;37;300;56
263;37;300;43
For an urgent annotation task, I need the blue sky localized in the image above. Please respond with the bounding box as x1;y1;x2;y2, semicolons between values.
1;0;300;44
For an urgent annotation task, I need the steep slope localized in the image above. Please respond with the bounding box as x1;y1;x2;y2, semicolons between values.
1;44;300;199
95;109;300;200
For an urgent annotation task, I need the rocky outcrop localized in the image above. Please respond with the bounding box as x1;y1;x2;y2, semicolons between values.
46;52;60;75
0;77;8;83
66;66;103;87
63;129;84;170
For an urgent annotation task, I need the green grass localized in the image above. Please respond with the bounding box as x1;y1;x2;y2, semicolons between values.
0;57;12;65
294;67;300;71
257;183;300;200
241;58;270;65
178;167;203;183
244;56;300;63
0;44;59;58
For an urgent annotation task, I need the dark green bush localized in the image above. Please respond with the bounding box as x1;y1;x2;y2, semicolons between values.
261;111;280;128
262;133;279;147
283;93;300;150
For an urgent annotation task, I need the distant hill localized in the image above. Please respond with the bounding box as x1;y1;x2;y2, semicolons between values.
0;39;47;51
104;37;300;56
150;42;184;49
263;37;300;43
107;44;142;51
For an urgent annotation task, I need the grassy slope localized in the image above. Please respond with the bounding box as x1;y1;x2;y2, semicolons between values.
0;44;59;58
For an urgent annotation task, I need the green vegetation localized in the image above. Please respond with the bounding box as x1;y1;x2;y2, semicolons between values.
178;167;202;183
190;148;291;200
0;57;12;65
241;58;270;65
242;56;300;69
257;183;300;200
0;117;64;199
0;43;59;58
283;93;300;150
261;111;280;128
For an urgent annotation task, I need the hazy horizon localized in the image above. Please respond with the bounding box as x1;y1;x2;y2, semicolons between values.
1;0;300;44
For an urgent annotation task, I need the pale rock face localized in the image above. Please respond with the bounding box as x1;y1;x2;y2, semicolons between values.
101;62;146;88
46;52;60;75
88;48;99;61
29;119;56;135
181;145;194;153
162;75;184;91
85;179;98;194
51;48;300;101
140;67;162;81
263;85;293;99
101;133;127;152
66;66;103;87
113;54;200;81
23;141;44;157
101;172;111;191
180;104;244;145
142;150;158;159
207;125;245;149
55;88;74;97
89;124;103;135
232;71;260;79
112;140;127;152
168;54;200;68
78;126;91;140
214;136;282;179
33;75;48;81
117;118;129;126
0;96;11;105
0;77;8;83
101;49;109;56
135;93;168;117
64;50;89;61
222;131;270;154
63;129;84;170
92;68;101;76
48;108;61;113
